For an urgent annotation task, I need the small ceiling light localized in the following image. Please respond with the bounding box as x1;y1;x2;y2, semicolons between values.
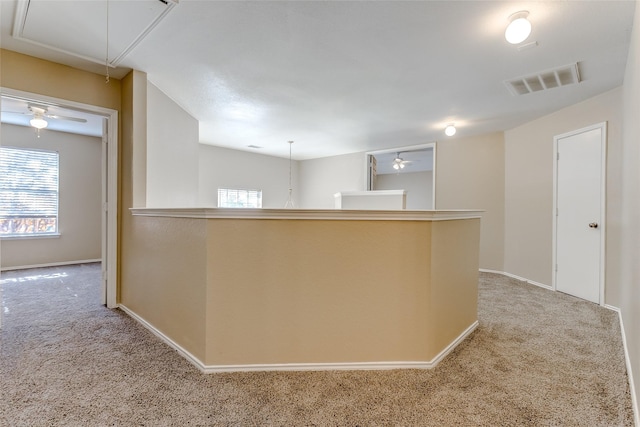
505;11;531;45
30;116;48;129
444;124;456;136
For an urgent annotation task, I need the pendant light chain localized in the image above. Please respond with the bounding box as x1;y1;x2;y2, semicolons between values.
105;0;110;83
289;141;292;191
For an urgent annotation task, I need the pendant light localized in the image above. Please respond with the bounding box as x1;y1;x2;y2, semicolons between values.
284;141;296;208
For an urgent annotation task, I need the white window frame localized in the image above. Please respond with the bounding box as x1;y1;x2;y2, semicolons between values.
218;188;262;208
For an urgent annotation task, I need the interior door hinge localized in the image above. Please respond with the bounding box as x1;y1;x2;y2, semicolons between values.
103;202;108;212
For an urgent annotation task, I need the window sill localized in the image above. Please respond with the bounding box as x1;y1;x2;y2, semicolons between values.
1;233;61;241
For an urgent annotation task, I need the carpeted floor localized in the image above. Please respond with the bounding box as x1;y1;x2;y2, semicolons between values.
0;263;634;426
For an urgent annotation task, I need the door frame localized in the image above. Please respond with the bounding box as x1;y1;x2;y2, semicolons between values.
1;87;119;308
552;121;607;305
364;142;437;209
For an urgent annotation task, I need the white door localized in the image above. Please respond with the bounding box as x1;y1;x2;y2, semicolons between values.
553;123;606;304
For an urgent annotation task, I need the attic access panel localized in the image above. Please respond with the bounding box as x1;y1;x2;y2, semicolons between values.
13;0;177;67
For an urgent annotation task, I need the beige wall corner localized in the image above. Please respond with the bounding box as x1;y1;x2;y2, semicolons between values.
429;219;480;357
119;216;208;362
435;132;505;272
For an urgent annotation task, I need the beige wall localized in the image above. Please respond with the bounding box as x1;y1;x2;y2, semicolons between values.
504;88;623;293
298;152;365;209
619;0;640;414
120;70;148;304
435;132;505;272
1;124;101;268
198;145;299;208
120;213;479;368
0;50;121;112
121;216;208;361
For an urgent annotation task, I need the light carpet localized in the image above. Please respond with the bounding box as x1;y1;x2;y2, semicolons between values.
0;263;634;426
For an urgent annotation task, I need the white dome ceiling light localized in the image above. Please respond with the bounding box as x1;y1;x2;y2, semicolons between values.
444;124;457;136
505;11;532;45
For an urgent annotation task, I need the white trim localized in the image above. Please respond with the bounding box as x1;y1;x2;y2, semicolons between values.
552;122;607;306
604;305;640;427
335;190;408;197
1;88;119;309
119;304;478;374
1;259;101;272
118;304;206;372
130;207;483;222
479;269;553;290
1;233;61;240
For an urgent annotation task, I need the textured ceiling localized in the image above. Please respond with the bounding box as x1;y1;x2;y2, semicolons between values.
0;0;635;159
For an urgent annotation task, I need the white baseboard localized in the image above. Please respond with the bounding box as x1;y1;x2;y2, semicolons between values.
118;304;206;372
479;269;553;290
119;304;478;374
1;259;101;272
604;304;640;427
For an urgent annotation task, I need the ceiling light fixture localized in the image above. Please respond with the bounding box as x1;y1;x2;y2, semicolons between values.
29;116;48;129
505;11;532;45
444;124;456;136
393;157;405;170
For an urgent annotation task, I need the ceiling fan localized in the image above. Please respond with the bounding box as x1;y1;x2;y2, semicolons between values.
392;152;413;170
2;102;87;130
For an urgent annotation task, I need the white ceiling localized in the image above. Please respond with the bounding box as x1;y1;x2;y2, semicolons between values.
0;0;635;160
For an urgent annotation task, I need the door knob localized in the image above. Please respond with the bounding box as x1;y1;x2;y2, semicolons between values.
589;222;598;228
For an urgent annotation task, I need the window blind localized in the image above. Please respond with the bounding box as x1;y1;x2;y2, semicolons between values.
0;147;59;236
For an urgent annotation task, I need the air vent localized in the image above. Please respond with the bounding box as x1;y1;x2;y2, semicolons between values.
504;63;581;96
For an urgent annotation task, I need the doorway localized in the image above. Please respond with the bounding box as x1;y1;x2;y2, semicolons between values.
365;143;436;209
553;122;606;304
0;88;118;312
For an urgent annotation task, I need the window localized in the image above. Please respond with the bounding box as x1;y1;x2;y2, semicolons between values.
218;188;262;208
0;147;59;237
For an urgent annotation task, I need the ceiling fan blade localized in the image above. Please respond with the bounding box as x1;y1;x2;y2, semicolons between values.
46;114;87;123
1;111;30;115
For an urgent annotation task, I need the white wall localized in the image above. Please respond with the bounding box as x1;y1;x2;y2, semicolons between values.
619;0;640;417
198;145;298;208
1;124;101;269
375;171;433;209
504;88;623;291
298;152;364;209
146;82;199;207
